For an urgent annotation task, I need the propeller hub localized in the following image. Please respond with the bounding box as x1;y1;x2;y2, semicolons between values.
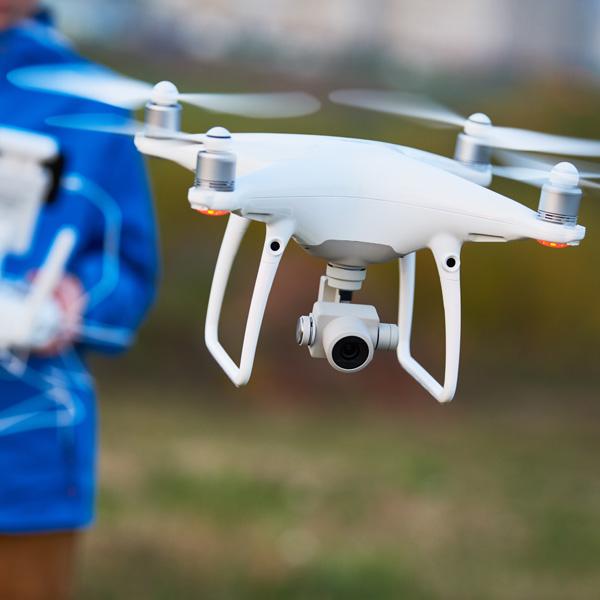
207;126;231;139
150;81;180;106
464;113;492;137
205;127;232;152
549;162;579;188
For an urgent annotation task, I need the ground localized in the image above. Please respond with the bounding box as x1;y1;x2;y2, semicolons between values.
77;380;600;599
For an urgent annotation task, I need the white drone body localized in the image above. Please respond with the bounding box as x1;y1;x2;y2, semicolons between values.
0;126;76;352
136;129;585;402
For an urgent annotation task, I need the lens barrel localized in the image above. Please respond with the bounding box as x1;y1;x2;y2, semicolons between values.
331;335;370;370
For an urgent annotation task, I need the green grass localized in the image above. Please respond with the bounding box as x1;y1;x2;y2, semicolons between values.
76;382;600;599
144;469;301;525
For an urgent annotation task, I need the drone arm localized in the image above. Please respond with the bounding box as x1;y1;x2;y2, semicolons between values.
205;213;293;386
397;237;462;403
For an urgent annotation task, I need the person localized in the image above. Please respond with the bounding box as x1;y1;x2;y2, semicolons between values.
0;2;159;598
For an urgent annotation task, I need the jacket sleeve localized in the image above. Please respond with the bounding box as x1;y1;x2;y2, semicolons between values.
65;128;159;353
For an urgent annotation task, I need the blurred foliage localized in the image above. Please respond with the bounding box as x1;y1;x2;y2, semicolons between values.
77;382;600;599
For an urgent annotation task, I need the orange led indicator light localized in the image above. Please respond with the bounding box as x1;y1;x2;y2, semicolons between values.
195;208;230;217
536;240;569;249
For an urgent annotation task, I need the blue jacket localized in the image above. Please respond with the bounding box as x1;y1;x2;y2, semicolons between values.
0;15;158;532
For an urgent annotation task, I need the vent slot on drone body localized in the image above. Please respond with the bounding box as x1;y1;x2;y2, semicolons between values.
194;177;236;192
468;233;507;243
194;150;236;193
537;210;578;226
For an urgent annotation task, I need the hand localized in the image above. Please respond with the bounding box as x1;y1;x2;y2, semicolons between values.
36;275;87;356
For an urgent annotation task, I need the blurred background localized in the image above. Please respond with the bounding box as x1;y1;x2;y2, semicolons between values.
45;0;600;597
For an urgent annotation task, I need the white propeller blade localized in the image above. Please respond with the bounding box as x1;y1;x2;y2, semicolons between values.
9;63;152;109
330;88;600;157
497;150;600;175
493;163;600;190
9;63;321;118
179;92;320;118
46;113;203;143
486;127;600;156
330;89;465;127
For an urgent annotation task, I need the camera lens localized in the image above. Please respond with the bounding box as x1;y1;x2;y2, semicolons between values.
331;336;370;370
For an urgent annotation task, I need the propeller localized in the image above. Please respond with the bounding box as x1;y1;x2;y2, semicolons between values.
9;63;321;118
46;113;203;143
493;151;600;190
330;89;600;157
331;90;465;127
391;144;490;182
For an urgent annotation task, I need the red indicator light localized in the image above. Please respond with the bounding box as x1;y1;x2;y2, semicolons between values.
536;240;569;249
195;208;230;217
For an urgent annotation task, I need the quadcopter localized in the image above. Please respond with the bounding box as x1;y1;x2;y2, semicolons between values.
9;65;600;402
0;125;76;352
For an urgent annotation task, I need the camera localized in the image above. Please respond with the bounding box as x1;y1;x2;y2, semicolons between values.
297;301;398;373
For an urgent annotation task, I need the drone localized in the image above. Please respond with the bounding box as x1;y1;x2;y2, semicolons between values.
9;65;600;402
0;126;76;352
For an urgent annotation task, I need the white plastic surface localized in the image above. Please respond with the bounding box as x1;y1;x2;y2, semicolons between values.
397;237;462;403
0;127;59;262
150;81;180;106
205;214;293;386
27;228;77;315
0;126;59;162
0;228;76;351
139;130;586;397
